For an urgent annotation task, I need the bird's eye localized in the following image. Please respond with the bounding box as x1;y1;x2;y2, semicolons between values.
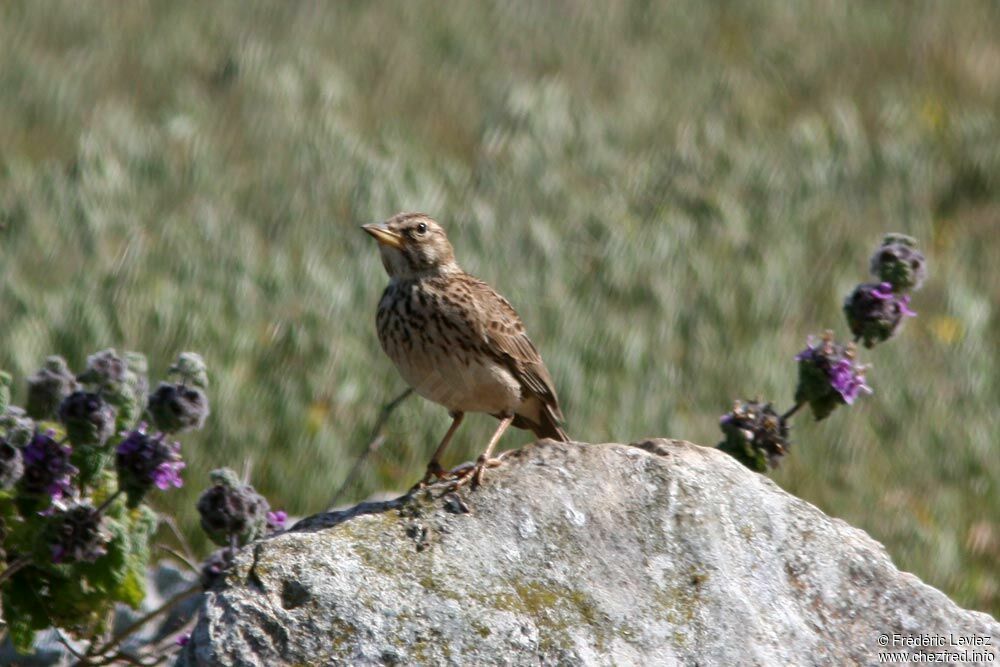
416;222;428;235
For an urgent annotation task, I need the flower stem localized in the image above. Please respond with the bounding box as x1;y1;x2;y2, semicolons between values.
328;387;413;507
95;488;124;516
88;583;201;658
781;402;804;421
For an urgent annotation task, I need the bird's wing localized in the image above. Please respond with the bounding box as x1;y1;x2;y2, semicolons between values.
462;276;564;421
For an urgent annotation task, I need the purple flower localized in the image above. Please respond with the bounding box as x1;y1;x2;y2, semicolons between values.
267;510;287;531
19;430;78;501
115;424;185;506
898;294;916;318
870;282;894;300
795;331;872;420
828;359;872;405
153;459;186;489
176;633;191;647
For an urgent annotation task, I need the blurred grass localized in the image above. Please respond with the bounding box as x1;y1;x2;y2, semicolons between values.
0;0;998;615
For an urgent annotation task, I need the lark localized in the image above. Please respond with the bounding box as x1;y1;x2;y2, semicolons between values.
363;212;568;488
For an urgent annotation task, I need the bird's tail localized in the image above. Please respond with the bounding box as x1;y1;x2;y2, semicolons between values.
529;405;570;442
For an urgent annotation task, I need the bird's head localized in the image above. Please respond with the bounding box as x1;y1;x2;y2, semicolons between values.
362;213;459;279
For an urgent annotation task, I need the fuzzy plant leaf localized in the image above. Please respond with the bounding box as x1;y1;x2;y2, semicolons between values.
6;597;41;654
106;381;142;432
71;444;113;490
0;370;11;415
168;352;209;389
123;351;150;401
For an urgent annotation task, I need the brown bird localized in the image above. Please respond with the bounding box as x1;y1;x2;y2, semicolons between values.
362;212;568;488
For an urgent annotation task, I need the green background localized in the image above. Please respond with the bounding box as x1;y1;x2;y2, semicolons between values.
1;1;997;616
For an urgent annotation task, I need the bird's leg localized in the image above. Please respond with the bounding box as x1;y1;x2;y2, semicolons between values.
452;414;514;490
414;411;465;489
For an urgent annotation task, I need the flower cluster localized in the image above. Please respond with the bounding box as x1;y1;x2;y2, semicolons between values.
717;400;790;472
196;468;271;547
45;503;109;564
18;431;78;502
25;356;78;421
869;233;926;292
0;350;207;656
115;425;186;507
843;282;916;348
794;331;871;421
148;383;210;433
717;234;925;471
58;391;117;447
77;349;128;390
195;468;288;587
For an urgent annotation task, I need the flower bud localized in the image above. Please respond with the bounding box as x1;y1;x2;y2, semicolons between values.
26;356;78;420
147;383;209;433
76;349;128;390
717;400;790;472
44;504;109;564
869;233;926;292
197;468;270;547
58;391;117;447
0;408;35;447
843;282;916;348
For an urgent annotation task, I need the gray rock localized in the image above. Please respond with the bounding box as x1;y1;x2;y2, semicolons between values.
180;440;1000;666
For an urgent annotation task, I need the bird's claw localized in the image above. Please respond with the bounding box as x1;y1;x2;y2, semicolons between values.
448;455;503;491
409;461;453;492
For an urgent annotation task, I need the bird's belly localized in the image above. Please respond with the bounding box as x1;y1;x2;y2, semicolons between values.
391;351;522;415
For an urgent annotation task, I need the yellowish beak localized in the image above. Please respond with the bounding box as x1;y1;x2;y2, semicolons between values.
362;223;404;250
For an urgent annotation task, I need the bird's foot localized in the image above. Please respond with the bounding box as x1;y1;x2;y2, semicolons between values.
449;455;503;491
409;461;453;493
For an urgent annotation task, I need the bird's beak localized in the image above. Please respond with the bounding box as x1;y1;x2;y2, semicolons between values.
361;223;404;250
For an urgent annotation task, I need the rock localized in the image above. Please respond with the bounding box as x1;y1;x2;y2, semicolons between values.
180;440;1000;666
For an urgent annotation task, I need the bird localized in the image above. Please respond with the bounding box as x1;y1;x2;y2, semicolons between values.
362;212;569;488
